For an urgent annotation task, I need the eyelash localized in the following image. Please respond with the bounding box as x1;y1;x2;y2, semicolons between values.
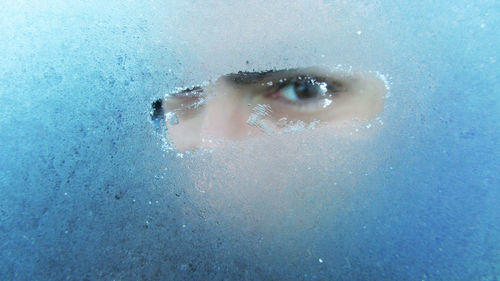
262;76;343;112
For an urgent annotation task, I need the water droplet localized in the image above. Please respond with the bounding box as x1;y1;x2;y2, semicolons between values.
276;117;288;128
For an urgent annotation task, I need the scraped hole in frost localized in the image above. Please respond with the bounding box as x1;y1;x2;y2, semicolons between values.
151;66;389;152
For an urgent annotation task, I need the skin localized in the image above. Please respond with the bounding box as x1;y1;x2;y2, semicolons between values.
156;67;387;151
151;67;390;263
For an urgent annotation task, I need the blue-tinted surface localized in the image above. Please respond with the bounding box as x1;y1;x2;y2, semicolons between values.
0;0;498;280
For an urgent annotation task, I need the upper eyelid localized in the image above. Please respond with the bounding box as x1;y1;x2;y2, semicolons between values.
274;76;347;91
239;75;350;97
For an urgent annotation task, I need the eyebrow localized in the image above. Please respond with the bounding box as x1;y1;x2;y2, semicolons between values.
223;68;315;85
224;69;287;85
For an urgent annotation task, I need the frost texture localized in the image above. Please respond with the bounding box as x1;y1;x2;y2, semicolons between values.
0;0;499;280
246;104;273;134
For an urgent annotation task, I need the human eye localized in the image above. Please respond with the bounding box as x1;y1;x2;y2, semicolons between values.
261;75;346;114
240;68;383;126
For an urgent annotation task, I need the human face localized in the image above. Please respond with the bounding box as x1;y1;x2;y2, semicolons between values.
150;66;390;257
153;67;387;151
149;0;398;273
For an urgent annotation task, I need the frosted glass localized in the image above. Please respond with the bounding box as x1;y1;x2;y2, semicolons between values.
0;0;498;280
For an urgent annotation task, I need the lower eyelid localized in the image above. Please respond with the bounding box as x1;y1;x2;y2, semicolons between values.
284;99;333;113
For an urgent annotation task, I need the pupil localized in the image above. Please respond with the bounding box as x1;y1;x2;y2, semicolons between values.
294;81;319;99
